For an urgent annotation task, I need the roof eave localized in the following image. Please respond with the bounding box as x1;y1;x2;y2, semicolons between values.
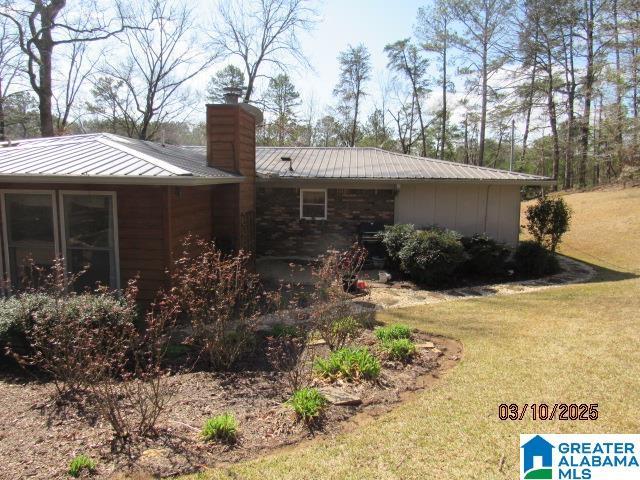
0;174;244;186
256;175;555;186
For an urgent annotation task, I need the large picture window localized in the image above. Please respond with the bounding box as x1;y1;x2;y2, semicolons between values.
300;189;327;220
61;193;119;290
2;192;57;289
0;190;119;292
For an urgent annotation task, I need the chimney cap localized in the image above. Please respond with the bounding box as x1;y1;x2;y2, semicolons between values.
223;86;244;104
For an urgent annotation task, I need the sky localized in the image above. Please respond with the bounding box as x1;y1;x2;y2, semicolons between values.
197;0;442;121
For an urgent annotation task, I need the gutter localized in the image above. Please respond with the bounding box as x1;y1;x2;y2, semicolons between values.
0;174;245;186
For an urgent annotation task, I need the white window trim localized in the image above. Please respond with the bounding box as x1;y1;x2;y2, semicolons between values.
58;191;120;289
0;189;59;292
300;188;328;220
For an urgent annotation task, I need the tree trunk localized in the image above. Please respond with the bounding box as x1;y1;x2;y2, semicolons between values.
0;77;5;141
478;40;488;166
612;0;624;166
546;47;560;191
464;113;470;164
563;26;577;190
440;29;447;160
520;62;537;165
350;92;359;147
579;0;595;187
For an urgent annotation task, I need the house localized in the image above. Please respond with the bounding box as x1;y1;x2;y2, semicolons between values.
0;92;552;301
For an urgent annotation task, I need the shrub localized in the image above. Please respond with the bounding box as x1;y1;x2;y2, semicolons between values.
68;454;96;477
514;240;560;277
525;196;572;252
0;293;53;350
266;324;313;394
201;413;238;443
314;347;381;381
270;323;300;338
382;338;416;362
460;234;511;277
398;228;467;286
170;236;265;370
378;224;416;270
286;387;327;424
375;324;412;342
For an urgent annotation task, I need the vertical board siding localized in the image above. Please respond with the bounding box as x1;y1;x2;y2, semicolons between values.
395;183;521;245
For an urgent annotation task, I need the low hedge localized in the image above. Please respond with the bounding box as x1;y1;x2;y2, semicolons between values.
460;234;511;277
514;240;560;277
398;228;467;286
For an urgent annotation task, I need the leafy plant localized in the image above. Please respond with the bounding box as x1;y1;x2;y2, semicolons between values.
314;347;381;381
375;324;412;342
525;196;572;252
201;413;238;443
270;323;300;337
460;234;511;277
398;228;467;286
382;338;417;361
68;454;96;477
286;387;327;423
378;224;416;270
514;240;560;277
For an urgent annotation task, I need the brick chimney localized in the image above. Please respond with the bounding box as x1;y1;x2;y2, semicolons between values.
207;88;263;252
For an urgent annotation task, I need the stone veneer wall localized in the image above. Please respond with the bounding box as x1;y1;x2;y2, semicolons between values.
256;186;395;258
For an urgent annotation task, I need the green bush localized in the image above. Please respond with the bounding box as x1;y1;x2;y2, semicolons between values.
68;454;96;477
460;234;511;277
374;324;412;342
514;241;560;277
270;323;300;338
382;338;417;361
201;413;238;442
525;197;572;252
379;224;416;269
0;293;53;348
314;347;381;381
398;228;467;286
286;387;327;423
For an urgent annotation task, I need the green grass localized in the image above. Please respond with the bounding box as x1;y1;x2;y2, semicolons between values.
186;187;640;479
286;387;327;423
68;454;96;477
314;347;381;381
201;413;238;443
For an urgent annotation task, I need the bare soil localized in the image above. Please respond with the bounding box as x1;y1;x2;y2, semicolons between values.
0;329;461;479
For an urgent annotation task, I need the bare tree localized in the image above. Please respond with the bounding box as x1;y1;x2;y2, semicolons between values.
209;0;316;103
384;39;429;156
0;0;128;137
102;0;216;140
0;16;22;140
417;0;453;159
448;0;514;166
334;44;371;147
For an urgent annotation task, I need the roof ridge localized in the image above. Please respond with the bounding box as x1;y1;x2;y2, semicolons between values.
96;136;194;176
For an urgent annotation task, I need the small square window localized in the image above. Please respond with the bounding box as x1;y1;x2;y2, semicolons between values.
300;189;327;220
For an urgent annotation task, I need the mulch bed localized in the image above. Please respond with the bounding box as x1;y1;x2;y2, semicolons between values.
0;329;461;479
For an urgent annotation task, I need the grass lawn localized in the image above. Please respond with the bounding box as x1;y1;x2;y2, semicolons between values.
189;186;640;480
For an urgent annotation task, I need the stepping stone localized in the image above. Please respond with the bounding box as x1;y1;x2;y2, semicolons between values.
318;386;362;406
415;341;435;349
307;338;326;346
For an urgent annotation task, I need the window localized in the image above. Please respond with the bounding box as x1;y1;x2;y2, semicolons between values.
300;189;327;220
0;190;119;292
1;192;57;289
60;193;119;290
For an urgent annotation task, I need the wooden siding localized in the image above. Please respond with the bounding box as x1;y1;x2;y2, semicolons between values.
394;183;522;245
0;183;215;303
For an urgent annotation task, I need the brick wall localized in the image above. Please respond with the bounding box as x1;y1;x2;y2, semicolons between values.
256;186;395;258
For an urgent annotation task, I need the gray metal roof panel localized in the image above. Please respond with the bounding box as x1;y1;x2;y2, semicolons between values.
253;147;551;183
0;134;240;182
